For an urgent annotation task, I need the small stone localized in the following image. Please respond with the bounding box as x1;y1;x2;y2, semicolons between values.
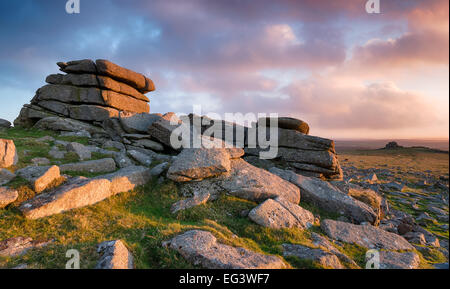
282;244;344;269
31;157;51;166
0;168;15;186
127;150;153;166
0;139;18;168
16;165;61;193
171;192;210;214
0;237;52;257
0;187;18;208
150;162;169;176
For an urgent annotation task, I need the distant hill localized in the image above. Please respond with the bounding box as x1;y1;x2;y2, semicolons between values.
335;139;449;152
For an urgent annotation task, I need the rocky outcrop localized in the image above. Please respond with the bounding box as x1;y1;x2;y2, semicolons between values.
321;219;414;251
14;59;154;132
164;230;286;269
95;240;134;269
0;139;18;168
0;119;11;129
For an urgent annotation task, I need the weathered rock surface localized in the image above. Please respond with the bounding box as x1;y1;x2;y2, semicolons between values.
257;117;310;134
310;232;359;267
0;168;15;186
270;168;377;224
0;119;11;129
0;187;18;208
171;192;210;214
167;148;231;182
95;240;134;269
165;230;286;269
220;159;300;204
378;251;420;269
60;158;117;173
95;166;151;194
321;219;414;250
66;142;91;160
127;150;153;166
19;177;112;219
16;165;61;193
0;139;18;168
34;117;107;136
119;112;162;134
249;198;314;229
282;244;344;269
0;237;52;257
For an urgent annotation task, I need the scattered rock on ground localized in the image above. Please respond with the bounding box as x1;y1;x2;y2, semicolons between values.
378;251;420;269
0;237;52;257
0;139;18;168
16;165;61;193
127;150;153;166
95;240;134;269
165;230;286;269
321;219;414;250
66;142;91;160
171;192;210;214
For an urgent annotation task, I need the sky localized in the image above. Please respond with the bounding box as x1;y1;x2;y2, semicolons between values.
0;0;448;140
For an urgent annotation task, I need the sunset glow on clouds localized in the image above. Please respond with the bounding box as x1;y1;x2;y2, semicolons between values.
0;0;448;139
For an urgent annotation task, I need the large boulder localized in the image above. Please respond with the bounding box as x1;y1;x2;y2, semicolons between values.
270;168;377;224
19;177;112;219
249;198;314;230
165;230;286;269
0;139;18;168
46;73;149;102
16;165;61;193
95;240;134;269
167;148;232;182
321;219;414;251
95;59;155;93
0;119;11;129
378;251;420;269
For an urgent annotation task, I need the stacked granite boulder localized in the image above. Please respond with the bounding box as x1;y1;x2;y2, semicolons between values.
14;59;154;128
185;115;342;180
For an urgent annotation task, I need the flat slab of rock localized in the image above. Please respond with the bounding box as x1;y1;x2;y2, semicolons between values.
270;168;377;224
0;237;52;257
60;158;117;173
33;117;107;135
321;219;414;251
19;177;112;219
378;251;420;269
0;168;15;186
132;139;164;152
16;165;61;193
165;230;286;269
95;240;134;269
219;159;300;204
282;244;344;269
95;166;151;195
0;187;18;208
0;139;18;168
167;148;231;182
249;198;313;229
127;150;153;166
66;142;91;160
